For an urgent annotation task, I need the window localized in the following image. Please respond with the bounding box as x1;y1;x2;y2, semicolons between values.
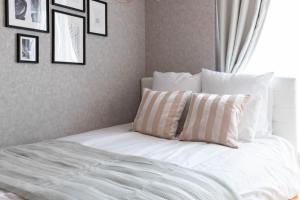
244;0;300;153
244;0;300;77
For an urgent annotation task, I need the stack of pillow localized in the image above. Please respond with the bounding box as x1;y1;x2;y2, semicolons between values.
133;69;274;148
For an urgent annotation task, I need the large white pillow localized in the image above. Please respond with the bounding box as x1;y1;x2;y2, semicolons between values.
201;69;274;140
152;71;201;134
152;71;201;92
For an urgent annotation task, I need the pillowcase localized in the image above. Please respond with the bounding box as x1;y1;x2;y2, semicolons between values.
238;96;262;141
152;71;201;92
201;69;273;139
179;93;250;148
152;71;201;134
133;89;192;139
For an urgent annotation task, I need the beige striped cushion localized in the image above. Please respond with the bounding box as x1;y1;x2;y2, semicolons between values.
133;89;192;139
179;93;250;148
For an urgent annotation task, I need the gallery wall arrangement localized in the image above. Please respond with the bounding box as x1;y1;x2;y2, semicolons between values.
5;0;108;65
0;0;146;147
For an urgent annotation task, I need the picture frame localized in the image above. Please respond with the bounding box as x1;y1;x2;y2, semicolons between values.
52;10;86;65
52;0;85;12
88;0;107;36
17;34;39;63
6;0;49;33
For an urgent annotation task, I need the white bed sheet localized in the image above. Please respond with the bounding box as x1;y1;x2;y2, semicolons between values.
1;123;300;200
60;123;300;200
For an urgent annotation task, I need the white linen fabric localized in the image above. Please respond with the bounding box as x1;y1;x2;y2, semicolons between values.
1;124;300;200
0;141;241;200
60;124;300;200
0;192;22;200
152;71;201;92
201;69;273;140
216;0;270;73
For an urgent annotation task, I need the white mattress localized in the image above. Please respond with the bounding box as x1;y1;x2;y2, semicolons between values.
1;123;300;200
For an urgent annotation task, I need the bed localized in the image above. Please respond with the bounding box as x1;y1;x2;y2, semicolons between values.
57;124;300;199
0;77;299;200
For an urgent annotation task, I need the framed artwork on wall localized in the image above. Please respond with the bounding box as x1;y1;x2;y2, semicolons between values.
6;0;49;33
88;0;107;36
52;10;86;65
52;0;85;12
17;34;39;63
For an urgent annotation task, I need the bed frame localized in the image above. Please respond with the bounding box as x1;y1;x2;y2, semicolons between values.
141;77;298;151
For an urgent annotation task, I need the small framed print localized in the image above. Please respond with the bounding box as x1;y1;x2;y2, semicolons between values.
17;34;39;63
6;0;49;33
88;0;107;36
52;10;86;65
52;0;85;12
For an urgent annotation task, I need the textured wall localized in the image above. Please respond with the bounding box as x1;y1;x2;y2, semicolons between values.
0;0;145;147
146;0;216;75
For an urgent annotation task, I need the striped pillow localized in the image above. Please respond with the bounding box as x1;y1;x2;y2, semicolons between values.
179;93;250;148
133;89;192;139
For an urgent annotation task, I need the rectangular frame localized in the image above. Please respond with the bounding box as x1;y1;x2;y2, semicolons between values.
52;0;85;12
52;10;86;65
6;0;50;33
17;33;39;64
88;0;107;36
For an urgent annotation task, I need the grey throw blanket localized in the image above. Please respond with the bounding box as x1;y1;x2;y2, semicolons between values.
0;140;241;200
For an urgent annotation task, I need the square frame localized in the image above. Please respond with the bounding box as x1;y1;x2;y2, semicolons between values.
6;0;50;33
17;34;39;64
52;10;86;65
88;0;108;36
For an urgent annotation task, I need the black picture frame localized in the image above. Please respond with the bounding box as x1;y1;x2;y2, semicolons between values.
52;10;86;65
87;0;108;36
52;0;86;12
6;0;50;33
17;34;39;64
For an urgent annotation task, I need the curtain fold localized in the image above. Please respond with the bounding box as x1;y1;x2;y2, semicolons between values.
215;0;270;73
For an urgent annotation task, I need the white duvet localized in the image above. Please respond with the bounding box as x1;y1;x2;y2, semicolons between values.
1;123;300;200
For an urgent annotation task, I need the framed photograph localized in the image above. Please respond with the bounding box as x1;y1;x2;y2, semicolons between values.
52;0;85;12
88;0;107;36
6;0;49;33
17;34;39;63
52;10;86;65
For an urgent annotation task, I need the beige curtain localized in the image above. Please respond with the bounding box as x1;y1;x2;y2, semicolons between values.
216;0;270;73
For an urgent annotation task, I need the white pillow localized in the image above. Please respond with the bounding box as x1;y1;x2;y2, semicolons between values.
152;71;201;92
152;71;201;134
238;96;262;141
201;69;274;140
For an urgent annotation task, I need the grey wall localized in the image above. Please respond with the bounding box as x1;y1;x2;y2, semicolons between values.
0;0;145;147
146;0;216;75
0;0;216;147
